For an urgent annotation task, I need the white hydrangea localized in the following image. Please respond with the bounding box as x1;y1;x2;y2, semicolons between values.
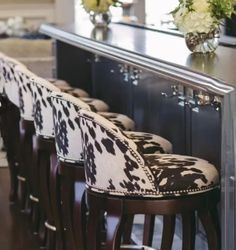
173;0;219;33
173;6;188;30
82;0;114;13
180;11;216;33
192;0;210;12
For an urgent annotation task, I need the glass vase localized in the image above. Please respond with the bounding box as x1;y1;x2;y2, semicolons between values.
184;28;220;53
89;10;111;28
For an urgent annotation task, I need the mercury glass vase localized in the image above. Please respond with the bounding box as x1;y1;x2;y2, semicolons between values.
184;28;220;53
89;10;111;28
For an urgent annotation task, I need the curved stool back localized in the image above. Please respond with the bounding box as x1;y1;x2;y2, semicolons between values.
51;91;174;249
0;54;24;201
78;109;220;250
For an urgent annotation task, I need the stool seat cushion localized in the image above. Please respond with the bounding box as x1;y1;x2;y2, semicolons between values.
56;88;109;112
99;112;135;131
58;86;90;98
46;78;70;87
124;131;172;154
144;154;219;197
80;97;109;112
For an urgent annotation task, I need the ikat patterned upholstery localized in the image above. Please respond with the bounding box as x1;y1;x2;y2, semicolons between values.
78;109;219;197
51;92;172;164
15;66;38;121
31;78;107;138
0;53;27;106
31;76;61;137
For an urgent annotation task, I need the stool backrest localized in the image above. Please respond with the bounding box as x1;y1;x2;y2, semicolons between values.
78;109;156;197
31;77;60;138
51;91;90;163
0;53;6;94
0;54;27;107
1;57;26;107
15;66;37;121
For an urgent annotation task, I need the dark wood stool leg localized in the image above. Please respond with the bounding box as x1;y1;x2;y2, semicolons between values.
19;125;29;211
182;212;196;250
198;208;220;250
30;135;41;234
73;169;86;250
5;103;20;202
160;215;176;250
87;193;105;250
122;215;134;244
50;153;63;250
60;164;76;250
106;199;123;250
143;214;155;246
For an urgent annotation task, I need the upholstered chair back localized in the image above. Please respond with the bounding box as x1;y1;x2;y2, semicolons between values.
0;53;27;98
78;109;159;197
31;77;60;138
3;62;27;108
0;53;6;94
51;92;91;163
14;66;38;121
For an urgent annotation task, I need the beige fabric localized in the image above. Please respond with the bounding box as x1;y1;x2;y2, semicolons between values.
0;0;54;4
0;38;53;78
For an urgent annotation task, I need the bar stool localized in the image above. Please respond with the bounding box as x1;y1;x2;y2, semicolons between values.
50;92;173;250
0;55;30;204
78;109;220;250
30;76;139;250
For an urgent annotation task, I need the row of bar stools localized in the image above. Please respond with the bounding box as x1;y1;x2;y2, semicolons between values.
50;91;173;250
0;51;220;250
78;109;220;250
0;53;89;246
0;54;29;205
30;76;172;250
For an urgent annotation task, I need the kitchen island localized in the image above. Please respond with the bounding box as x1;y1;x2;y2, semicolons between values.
40;21;236;249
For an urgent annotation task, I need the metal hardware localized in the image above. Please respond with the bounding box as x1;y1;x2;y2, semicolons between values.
184;89;222;112
230;176;235;182
94;54;100;62
161;85;180;98
118;64;129;82
130;67;142;86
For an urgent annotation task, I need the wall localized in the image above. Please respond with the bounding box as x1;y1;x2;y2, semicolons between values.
0;0;54;3
0;0;74;26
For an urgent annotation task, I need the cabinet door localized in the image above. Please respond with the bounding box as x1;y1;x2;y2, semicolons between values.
91;57;133;117
55;41;93;94
191;105;221;168
133;71;186;154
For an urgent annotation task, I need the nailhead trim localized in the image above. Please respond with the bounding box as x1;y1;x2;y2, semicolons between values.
87;183;219;198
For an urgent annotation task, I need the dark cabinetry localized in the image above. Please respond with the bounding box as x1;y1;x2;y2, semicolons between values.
55;45;221;166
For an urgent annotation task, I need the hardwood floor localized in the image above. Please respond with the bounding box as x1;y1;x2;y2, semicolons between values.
0;169;41;250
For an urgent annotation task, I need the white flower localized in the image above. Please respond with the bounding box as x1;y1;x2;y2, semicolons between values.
173;6;188;29
192;0;210;12
82;0;114;13
180;11;216;33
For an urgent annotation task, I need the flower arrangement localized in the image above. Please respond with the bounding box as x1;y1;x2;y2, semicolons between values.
172;0;236;34
82;0;118;13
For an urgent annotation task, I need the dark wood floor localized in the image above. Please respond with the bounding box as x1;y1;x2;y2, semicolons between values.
0;168;41;250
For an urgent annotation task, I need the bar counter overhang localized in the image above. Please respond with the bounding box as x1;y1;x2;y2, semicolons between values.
40;21;236;249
